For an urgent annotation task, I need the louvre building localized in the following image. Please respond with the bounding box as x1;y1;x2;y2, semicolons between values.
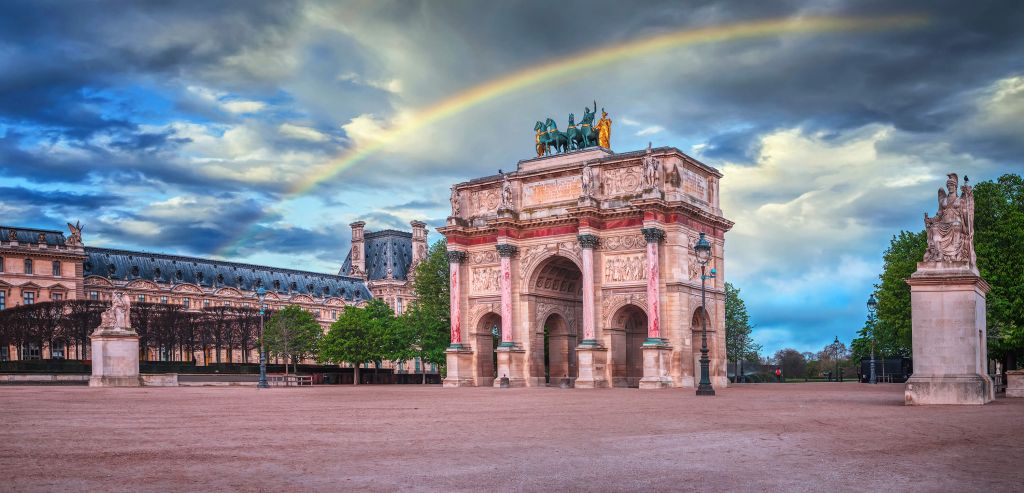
0;220;427;362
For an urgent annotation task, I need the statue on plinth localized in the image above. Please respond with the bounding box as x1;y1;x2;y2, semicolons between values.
924;173;975;266
96;291;134;334
596;107;612;149
581;162;596;198
449;186;461;217
641;143;660;192
498;172;513;211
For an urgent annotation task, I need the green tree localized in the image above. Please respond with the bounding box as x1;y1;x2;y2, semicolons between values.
851;230;926;362
265;305;322;375
772;348;806;380
393;238;451;380
725;282;760;381
319;299;395;385
974;174;1024;370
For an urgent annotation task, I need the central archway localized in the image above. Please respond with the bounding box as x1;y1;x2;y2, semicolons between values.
525;255;583;387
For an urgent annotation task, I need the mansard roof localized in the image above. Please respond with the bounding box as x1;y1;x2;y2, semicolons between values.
339;229;413;281
0;225;66;246
84;247;371;301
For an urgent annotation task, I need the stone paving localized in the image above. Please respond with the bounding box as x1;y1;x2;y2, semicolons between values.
0;383;1021;492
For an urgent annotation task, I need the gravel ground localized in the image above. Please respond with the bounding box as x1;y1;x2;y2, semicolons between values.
1;383;1021;492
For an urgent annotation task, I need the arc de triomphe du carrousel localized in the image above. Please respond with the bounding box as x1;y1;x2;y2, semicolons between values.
439;109;734;388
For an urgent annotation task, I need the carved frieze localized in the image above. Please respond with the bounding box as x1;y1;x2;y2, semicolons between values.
603;254;647;283
471;267;500;293
602;165;641;196
599;234;644;251
470;188;500;216
471;250;498;265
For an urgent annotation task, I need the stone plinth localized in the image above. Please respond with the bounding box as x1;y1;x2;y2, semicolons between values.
639;343;673;389
575;345;609;388
494;347;528;387
443;347;476;388
905;262;993;405
89;329;141;387
1006;370;1024;398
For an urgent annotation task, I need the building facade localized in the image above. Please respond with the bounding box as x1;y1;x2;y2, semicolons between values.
1;220;428;365
441;146;733;388
339;220;428;315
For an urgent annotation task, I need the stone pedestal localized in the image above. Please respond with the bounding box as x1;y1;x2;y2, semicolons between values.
575;345;609;388
905;263;993;405
494;347;527;387
1005;370;1024;398
639;343;673;389
89;329;141;387
443;347;475;388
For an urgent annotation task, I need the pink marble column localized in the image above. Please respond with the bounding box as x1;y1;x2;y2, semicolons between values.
496;244;518;347
577;234;599;345
641;228;665;343
447;251;466;347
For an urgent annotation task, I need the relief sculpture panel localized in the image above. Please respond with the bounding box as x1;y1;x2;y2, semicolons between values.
470;188;500;216
471;267;500;293
522;176;581;207
603;253;647;283
602;166;641;196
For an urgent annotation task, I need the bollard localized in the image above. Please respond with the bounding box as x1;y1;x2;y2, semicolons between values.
499;374;510;388
559;376;571;389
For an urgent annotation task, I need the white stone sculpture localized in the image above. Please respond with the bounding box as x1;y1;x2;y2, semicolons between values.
641;143;660;191
923;173;976;266
450;187;461;217
499;173;513;210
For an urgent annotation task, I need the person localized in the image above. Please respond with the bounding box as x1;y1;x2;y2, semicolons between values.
775;368;782;383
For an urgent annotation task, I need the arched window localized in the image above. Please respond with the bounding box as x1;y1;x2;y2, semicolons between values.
24;258;33;274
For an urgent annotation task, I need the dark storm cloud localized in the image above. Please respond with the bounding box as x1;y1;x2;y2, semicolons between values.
0;186;121;210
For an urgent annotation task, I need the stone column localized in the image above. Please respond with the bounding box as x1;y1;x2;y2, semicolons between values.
577;234;599;344
443;250;474;387
446;251;467;348
575;233;609;389
494;244;526;387
641;227;665;342
496;244;517;347
639;227;672;389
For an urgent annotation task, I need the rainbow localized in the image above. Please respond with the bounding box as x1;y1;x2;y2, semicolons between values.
218;14;928;256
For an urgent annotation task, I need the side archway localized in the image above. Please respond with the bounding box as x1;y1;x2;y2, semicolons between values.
690;306;713;382
473;312;501;386
608;304;647;388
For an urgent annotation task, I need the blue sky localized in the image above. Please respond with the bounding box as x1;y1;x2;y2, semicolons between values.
1;1;1022;355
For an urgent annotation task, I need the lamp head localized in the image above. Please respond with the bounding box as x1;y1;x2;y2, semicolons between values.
867;293;878;311
256;286;266;301
694;232;712;266
710;268;717;276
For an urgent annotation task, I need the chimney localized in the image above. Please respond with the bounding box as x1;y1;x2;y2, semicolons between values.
410;220;428;266
349;221;366;279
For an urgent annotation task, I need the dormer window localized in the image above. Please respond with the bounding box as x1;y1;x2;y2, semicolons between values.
131;266;140;277
107;264;116;276
175;270;183;280
290;282;297;291
216;273;224;284
196;272;204;283
273;280;281;290
154;268;162;278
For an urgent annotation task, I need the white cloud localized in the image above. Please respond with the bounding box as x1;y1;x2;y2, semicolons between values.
279;123;329;142
636;125;664;136
221;100;267;114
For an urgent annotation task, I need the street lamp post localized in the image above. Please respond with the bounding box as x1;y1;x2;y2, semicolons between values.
867;294;878;384
833;336;841;382
257;287;269;389
694;232;716;397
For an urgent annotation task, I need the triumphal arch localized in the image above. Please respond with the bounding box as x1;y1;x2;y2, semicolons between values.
440;136;733;389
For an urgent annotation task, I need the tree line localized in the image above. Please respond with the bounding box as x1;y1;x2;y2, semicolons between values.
0;299;265;364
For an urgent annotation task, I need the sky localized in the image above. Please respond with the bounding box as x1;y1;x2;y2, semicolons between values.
1;0;1021;355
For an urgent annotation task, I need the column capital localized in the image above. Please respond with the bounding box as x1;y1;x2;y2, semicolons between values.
577;234;599;250
641;227;665;243
496;244;519;258
446;250;467;263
